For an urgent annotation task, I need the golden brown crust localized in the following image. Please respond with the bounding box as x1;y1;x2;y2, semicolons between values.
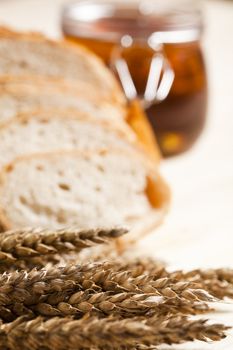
0;209;11;231
118;171;170;248
0;163;13;231
0;27;47;40
127;100;161;164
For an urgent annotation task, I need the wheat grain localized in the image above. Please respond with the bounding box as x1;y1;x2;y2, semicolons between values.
115;258;233;300
0;263;212;321
166;269;233;299
0;227;126;259
0;314;228;350
0;227;126;270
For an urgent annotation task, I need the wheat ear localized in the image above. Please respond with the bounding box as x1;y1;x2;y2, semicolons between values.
0;314;228;350
0;263;212;321
116;258;233;300
0;227;126;269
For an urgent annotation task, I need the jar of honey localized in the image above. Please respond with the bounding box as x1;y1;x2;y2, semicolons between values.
62;0;207;157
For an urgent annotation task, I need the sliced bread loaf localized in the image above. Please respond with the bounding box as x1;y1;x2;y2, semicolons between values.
0;76;126;125
0;27;125;105
0;110;140;169
0;28;161;164
0;77;161;163
0;150;169;241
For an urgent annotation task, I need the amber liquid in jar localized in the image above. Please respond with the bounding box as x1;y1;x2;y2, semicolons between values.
63;3;207;157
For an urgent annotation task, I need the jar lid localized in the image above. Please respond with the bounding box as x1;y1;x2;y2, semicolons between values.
62;0;203;44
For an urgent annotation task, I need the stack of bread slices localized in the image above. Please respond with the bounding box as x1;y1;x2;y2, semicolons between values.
0;27;169;243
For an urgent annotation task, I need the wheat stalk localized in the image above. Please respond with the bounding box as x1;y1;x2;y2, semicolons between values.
0;314;228;350
0;291;172;321
115;258;233;300
105;267;216;301
170;268;233;299
6;292;206;321
0;230;229;348
0;262;213;304
4;228;230;300
0;263;212;322
179;268;233;284
0;227;126;269
80;264;216;303
113;257;166;278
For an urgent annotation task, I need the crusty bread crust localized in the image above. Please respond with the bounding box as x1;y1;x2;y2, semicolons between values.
0;150;170;237
127;100;161;164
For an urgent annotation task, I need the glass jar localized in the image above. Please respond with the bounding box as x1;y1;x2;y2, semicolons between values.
62;0;207;157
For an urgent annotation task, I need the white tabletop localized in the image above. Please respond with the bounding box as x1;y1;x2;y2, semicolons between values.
0;0;232;348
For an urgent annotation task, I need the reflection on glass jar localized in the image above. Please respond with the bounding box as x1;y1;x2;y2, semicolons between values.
62;0;207;157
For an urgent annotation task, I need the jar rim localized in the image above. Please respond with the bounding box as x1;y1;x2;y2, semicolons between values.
61;0;203;44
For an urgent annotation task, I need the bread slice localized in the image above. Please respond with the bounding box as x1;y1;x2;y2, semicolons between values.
0;110;140;169
0;28;162;164
0;76;125;125
0;76;163;162
0;150;169;241
0;27;125;105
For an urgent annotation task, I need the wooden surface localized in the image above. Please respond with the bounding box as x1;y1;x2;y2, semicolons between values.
0;0;232;348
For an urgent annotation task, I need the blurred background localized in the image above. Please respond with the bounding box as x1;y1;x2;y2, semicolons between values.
0;0;232;269
0;2;232;348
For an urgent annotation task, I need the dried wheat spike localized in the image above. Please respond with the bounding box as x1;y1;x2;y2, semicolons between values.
3;260;217;314
149;277;217;302
167;268;233;300
115;258;233;300
0;314;228;350
0;227;126;267
214;268;233;284
0;262;112;303
0;283;210;322
181;268;233;284
0;263;212;322
17;292;211;321
84;267;217;304
113;257;166;278
98;259;233;302
0;291;168;320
